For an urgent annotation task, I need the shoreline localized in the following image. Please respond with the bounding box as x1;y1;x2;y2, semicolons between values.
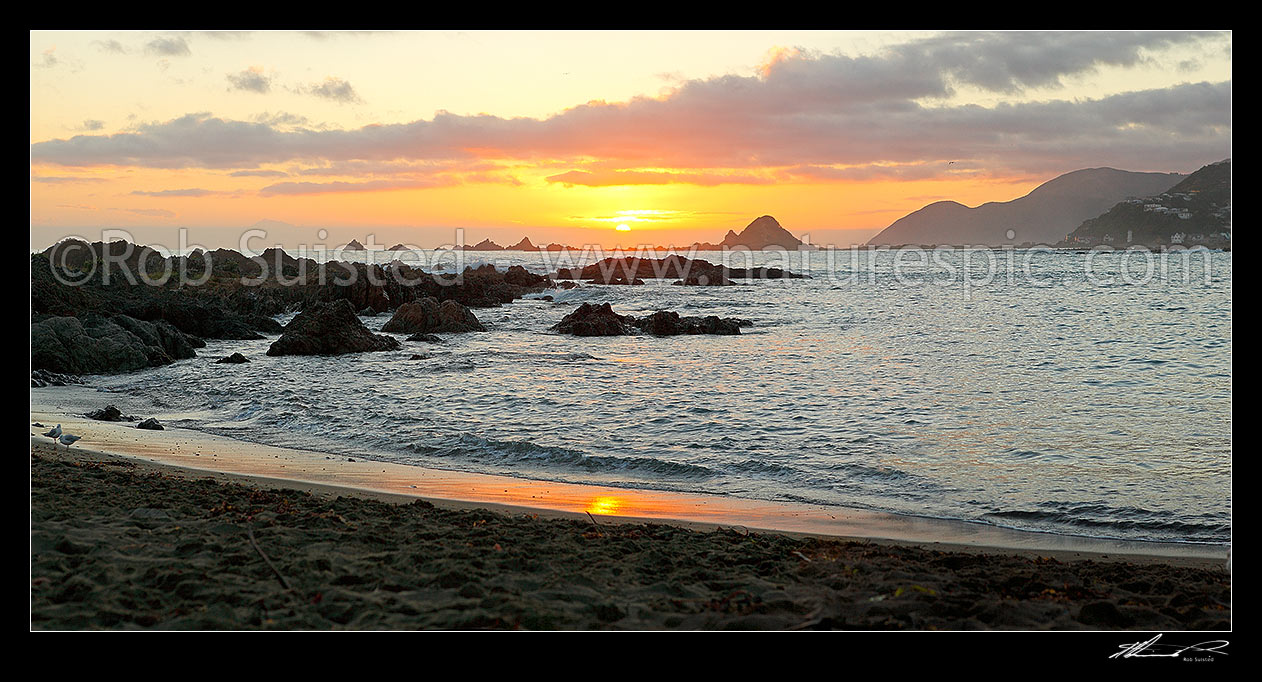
31;386;1227;567
29;444;1233;630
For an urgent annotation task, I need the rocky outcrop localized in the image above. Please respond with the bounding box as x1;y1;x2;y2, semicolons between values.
718;215;803;249
551;303;632;336
466;239;505;251
32;315;198;375
31;241;548;361
381;298;485;334
341;239;366;251
87;405;135;422
551;304;750;337
136;418;164;430
266;300;401;356
216;353;249;364
632;311;748;336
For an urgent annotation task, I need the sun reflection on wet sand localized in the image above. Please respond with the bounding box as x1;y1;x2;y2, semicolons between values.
586;495;624;515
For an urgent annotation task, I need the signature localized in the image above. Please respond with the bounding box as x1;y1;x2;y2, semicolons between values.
1111;634;1230;659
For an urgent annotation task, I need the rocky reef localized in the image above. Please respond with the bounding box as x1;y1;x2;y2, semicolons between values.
551;303;750;337
266;300;401;356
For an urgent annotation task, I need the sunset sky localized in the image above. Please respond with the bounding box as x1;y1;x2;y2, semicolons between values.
30;30;1231;251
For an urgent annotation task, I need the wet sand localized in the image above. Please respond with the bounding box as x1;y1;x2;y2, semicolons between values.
30;441;1231;630
28;388;1229;563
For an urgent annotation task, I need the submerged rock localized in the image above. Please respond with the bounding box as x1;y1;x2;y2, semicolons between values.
382;298;485;334
216;352;249;364
266;299;401;356
407;333;445;344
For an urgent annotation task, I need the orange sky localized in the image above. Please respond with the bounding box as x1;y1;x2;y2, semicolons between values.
30;30;1231;251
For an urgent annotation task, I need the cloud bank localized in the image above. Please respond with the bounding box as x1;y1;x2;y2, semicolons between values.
31;31;1231;190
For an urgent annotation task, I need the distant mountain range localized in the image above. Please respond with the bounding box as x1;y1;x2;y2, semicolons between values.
445;215;806;252
1063;159;1231;247
867;168;1188;246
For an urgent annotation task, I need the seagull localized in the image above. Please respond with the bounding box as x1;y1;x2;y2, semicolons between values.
44;424;62;439
58;433;81;450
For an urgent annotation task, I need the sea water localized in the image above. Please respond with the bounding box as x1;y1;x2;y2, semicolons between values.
89;247;1232;545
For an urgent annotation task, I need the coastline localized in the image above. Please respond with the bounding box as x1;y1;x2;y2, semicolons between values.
30;386;1227;566
30;440;1232;630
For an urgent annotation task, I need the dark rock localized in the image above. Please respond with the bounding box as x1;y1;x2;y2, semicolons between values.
673;273;735;286
357;307;378;317
216;353;249;364
266;300;401;356
552;304;749;337
382;298;485;334
408;354;432;360
87;405;135;422
32;315;197;375
550;303;633;336
248;315;285;334
136;418;164;430
630;311;743;336
407;333;445;344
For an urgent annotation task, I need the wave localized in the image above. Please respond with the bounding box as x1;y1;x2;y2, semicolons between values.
405;433;717;479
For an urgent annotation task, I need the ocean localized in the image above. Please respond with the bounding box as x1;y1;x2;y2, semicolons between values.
87;247;1232;545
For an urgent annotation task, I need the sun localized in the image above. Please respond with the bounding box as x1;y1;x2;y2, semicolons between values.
615;224;631;232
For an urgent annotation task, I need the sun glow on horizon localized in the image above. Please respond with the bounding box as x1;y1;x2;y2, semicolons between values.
615;224;631;232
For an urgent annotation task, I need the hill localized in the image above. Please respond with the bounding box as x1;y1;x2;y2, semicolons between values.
867;168;1187;246
1064;160;1231;247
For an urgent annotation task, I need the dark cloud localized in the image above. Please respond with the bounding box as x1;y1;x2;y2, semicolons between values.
227;68;273;94
31;33;1231;181
121;208;177;217
302;77;362;103
145;36;191;57
251;111;313;128
229;169;288;177
258;179;445;196
546;169;774;187
32;175;107;184
92;39;127;54
130;188;220;197
78;120;105;131
885;31;1223;93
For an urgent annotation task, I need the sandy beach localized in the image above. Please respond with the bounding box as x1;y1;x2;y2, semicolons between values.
30;402;1231;630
